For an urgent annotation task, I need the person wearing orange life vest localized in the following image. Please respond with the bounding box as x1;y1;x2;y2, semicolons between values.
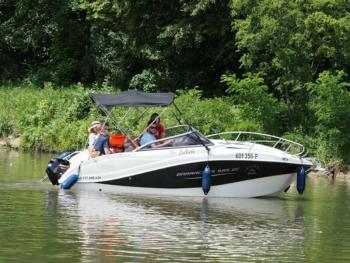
109;129;126;153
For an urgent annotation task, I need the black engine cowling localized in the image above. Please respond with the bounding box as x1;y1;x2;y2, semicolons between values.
46;152;71;185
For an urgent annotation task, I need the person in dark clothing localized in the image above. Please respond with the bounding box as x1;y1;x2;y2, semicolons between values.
93;124;111;156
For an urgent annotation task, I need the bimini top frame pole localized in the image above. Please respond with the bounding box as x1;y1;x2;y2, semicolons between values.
89;90;210;153
89;90;176;140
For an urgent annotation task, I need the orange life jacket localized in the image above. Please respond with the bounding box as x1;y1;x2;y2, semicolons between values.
109;133;126;152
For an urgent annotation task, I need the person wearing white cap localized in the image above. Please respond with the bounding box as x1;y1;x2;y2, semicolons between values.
88;121;101;157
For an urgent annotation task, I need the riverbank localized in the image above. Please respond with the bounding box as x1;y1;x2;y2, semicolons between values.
0;136;20;149
308;170;350;182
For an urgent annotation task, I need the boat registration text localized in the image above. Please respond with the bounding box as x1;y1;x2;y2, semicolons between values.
235;153;258;159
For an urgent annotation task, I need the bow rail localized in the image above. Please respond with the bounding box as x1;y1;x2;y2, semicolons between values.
207;131;307;157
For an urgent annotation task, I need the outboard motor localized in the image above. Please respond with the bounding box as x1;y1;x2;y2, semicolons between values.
46;152;71;185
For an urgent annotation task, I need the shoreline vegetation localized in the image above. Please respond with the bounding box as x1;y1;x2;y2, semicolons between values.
1;84;350;178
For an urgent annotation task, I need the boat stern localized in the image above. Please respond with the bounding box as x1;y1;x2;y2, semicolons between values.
46;152;71;185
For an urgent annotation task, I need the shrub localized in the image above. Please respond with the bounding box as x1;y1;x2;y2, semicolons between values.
307;71;350;163
222;73;286;134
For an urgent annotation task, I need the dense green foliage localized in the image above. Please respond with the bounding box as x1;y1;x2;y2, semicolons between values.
0;84;100;151
0;0;237;95
232;0;350;130
1;0;350;166
308;71;350;163
222;73;286;134
0;86;243;152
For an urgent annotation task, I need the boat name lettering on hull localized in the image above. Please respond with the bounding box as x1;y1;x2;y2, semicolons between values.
178;149;196;156
235;153;258;159
176;167;239;177
176;171;201;177
79;176;102;181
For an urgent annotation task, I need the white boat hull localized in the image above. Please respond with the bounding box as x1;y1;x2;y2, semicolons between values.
53;143;307;197
73;173;295;198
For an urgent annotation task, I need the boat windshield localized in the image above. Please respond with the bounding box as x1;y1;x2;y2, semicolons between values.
138;128;212;150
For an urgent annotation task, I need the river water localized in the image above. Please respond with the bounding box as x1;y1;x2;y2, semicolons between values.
0;149;350;262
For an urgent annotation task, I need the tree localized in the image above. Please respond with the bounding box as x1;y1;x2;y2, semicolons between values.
222;73;285;134
231;0;350;129
308;71;350;163
64;0;239;94
0;0;93;85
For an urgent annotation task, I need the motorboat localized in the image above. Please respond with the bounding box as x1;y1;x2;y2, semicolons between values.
46;90;313;197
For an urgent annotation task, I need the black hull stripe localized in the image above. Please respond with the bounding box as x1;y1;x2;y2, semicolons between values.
100;161;301;189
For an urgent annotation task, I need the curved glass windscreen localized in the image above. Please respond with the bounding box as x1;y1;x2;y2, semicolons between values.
139;130;212;150
171;131;212;147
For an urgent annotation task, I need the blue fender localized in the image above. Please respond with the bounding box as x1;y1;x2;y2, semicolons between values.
61;174;79;190
297;166;306;194
202;165;211;195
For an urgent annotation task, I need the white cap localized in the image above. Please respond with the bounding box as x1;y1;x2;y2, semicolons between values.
91;121;101;127
89;121;101;132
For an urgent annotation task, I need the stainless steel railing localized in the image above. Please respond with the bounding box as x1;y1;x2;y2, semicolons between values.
207;131;307;156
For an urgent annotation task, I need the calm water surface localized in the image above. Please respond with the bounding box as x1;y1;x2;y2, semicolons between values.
1;149;350;262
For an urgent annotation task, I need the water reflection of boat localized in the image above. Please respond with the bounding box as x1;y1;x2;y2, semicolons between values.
47;189;308;261
56;190;290;223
